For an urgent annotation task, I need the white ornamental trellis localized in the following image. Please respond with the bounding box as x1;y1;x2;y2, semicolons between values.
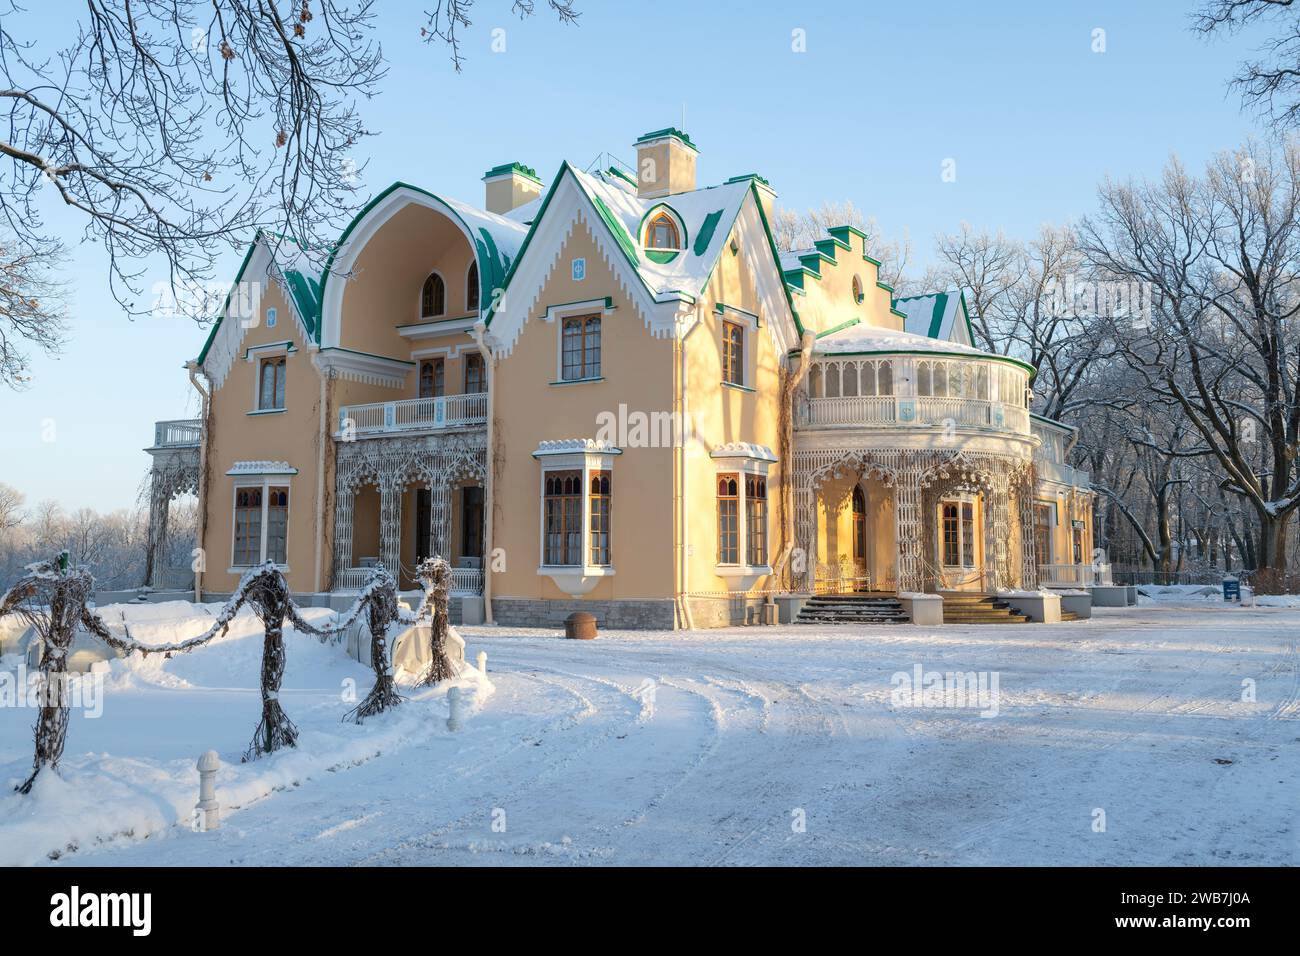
332;431;487;583
792;447;1036;594
144;448;201;587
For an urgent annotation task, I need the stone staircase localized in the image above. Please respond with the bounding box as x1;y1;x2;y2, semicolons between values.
795;593;909;625
940;593;1030;624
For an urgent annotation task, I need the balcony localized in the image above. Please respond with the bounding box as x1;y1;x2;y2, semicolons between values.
151;419;203;448
800;395;1030;434
338;393;487;438
1034;458;1092;490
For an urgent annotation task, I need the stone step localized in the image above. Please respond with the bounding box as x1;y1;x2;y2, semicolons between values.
796;595;908;626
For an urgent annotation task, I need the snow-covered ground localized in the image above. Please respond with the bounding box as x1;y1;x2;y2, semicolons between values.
1;598;1297;866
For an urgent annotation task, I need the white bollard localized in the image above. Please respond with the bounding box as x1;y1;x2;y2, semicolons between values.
447;685;463;732
194;750;221;831
477;650;487;675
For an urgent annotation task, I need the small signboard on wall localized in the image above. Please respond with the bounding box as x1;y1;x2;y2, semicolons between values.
572;258;586;281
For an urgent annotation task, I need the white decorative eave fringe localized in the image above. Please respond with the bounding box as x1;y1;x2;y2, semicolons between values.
532;439;623;458
710;442;778;463
227;461;299;476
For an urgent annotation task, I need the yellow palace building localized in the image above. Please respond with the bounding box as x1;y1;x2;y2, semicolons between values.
143;128;1103;628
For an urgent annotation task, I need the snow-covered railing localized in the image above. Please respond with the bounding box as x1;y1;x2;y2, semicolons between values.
152;418;203;447
338;393;487;436
335;565;483;595
1038;563;1097;587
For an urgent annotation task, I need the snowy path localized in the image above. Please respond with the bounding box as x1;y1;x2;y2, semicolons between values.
19;603;1300;866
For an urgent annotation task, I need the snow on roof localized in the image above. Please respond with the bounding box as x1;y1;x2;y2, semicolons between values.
812;320;1033;371
436;193;529;295
892;290;966;342
779;247;817;272
568;166;751;298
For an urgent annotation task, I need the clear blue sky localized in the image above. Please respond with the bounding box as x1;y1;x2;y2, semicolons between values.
0;0;1272;512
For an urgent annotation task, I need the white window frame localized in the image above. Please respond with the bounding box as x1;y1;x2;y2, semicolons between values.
245;342;294;413
710;444;776;577
541;298;616;383
937;492;979;570
227;473;294;572
715;304;758;391
532;441;621;594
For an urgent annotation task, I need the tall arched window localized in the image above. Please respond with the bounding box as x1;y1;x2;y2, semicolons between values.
852;486;867;560
421;272;445;318
852;275;864;304
645;211;680;250
466;261;480;312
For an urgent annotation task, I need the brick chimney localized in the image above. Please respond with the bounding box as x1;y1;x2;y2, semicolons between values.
633;128;697;198
482;162;544;214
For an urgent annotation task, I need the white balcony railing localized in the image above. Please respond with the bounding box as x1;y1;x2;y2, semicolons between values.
153;419;203;447
1033;458;1092;490
333;565;484;595
338;393;487;437
800;396;1030;435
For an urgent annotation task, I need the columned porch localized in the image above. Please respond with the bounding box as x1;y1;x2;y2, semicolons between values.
332;431;487;592
792;446;1038;595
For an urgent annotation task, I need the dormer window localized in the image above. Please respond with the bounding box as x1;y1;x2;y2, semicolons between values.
421;272;445;318
646;212;680;250
642;207;686;263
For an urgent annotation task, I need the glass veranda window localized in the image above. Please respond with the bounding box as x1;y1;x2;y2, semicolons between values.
941;499;977;569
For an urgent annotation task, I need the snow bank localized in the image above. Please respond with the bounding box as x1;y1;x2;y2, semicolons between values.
0;600;493;866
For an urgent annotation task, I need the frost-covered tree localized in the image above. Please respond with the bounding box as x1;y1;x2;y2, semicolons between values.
772;200;913;291
1197;0;1300;130
1077;140;1300;585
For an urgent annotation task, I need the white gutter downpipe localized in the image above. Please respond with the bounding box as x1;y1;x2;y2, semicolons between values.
470;321;496;625
772;330;816;584
674;304;703;631
185;361;211;603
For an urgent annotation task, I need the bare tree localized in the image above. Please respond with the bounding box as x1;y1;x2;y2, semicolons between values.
0;2;385;324
1196;0;1300;130
0;1;581;385
0;480;23;533
0;235;65;386
772;199;912;290
1078;141;1300;583
422;0;580;72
